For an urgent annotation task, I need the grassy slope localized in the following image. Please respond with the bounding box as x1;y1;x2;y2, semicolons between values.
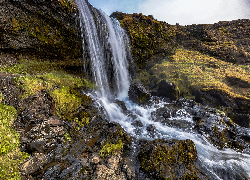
151;48;250;99
113;12;250;101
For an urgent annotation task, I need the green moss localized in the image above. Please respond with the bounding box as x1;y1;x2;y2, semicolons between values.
139;139;198;179
12;17;20;31
0;59;65;75
59;0;75;12
14;73;94;121
0;104;29;179
64;131;71;142
99;140;123;158
14;75;46;98
13;73;93;98
50;86;81;120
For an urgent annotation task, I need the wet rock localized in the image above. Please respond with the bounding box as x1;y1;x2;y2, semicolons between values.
114;99;128;113
190;104;250;151
131;120;143;127
20;91;56;124
194;89;250;128
20;153;47;175
92;164;126;180
138;139;206;179
122;157;136;180
128;82;151;105
154;80;180;101
107;154;121;170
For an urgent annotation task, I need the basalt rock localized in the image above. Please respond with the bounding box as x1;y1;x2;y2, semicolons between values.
0;0;82;63
194;89;250;128
138;139;207;180
153;80;180;101
128;82;151;105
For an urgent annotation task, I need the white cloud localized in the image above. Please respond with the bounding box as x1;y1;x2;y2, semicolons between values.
139;0;250;25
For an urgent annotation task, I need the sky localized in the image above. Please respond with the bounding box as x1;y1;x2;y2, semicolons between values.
88;0;250;25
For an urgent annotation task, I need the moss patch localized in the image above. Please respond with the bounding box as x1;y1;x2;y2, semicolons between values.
50;86;81;120
99;140;123;158
138;139;199;179
0;104;29;179
14;73;94;121
0;59;64;75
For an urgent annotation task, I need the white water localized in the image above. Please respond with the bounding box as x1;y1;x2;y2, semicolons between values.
76;0;250;179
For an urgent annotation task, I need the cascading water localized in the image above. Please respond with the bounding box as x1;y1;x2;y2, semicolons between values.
76;0;250;179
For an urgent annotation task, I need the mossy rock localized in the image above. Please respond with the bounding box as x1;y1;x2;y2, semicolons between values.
1;0;82;63
138;139;206;180
128;82;151;105
0;104;29;179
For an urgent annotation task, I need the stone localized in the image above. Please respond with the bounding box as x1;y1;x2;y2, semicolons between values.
138;139;206;179
20;153;47;175
93;164;126;180
128;83;151;105
46;116;64;126
107;154;121;170
155;80;180;101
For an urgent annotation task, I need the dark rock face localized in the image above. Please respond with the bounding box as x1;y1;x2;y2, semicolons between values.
0;0;82;61
128;83;151;105
138;139;207;180
194;89;250;128
154;80;180;101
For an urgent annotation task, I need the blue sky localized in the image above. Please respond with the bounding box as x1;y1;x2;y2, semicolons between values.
88;0;250;25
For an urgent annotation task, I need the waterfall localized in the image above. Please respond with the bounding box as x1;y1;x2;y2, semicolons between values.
76;0;250;179
76;0;131;99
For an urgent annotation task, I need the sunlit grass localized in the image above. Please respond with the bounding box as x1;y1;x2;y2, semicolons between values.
0;104;29;179
151;48;250;99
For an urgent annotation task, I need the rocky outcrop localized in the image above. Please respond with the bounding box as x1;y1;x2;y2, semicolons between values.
128;82;151;105
153;80;180;101
194;89;250;127
112;12;250;128
20;153;47;175
0;0;82;63
138;139;207;179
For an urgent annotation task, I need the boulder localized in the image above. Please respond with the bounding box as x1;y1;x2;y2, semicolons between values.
128;83;151;105
155;80;180;101
138;139;206;179
20;153;47;175
194;89;250;128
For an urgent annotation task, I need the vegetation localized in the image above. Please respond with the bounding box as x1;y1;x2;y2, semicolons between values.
138;139;198;180
0;103;29;179
0;59;66;75
50;86;81;120
111;12;179;68
13;73;94;121
150;48;250;99
99;140;123;158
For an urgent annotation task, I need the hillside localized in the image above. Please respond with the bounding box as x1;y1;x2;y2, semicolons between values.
111;12;250;127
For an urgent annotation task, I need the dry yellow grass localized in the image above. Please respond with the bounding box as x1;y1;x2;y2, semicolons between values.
151;48;250;99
